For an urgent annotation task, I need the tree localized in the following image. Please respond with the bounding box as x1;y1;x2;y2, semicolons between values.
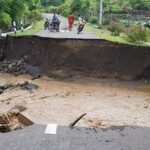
130;0;150;11
0;0;11;14
0;12;12;29
25;0;40;10
70;0;82;13
70;0;90;16
10;0;28;21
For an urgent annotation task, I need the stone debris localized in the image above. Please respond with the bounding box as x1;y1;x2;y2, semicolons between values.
0;84;13;95
0;56;28;76
25;65;42;80
18;81;39;93
0;81;39;95
0;112;24;133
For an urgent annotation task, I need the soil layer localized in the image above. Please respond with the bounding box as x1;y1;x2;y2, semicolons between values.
4;36;150;80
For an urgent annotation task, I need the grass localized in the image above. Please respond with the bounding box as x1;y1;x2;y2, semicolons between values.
12;19;44;36
85;25;129;44
85;25;150;46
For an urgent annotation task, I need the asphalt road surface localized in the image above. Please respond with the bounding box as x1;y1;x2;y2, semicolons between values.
36;13;99;39
0;124;150;150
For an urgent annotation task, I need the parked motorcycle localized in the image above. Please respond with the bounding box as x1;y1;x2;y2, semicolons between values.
48;21;60;32
44;18;50;30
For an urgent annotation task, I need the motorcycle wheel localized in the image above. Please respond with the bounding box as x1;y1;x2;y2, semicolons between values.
48;24;54;32
54;24;59;32
77;27;81;34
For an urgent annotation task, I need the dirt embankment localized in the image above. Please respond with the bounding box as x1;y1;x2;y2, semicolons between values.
0;37;5;60
3;36;150;80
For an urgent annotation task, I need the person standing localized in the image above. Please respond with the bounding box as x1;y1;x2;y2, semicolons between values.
68;12;74;31
78;15;82;24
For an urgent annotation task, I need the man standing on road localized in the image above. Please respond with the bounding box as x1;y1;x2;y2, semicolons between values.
68;12;74;31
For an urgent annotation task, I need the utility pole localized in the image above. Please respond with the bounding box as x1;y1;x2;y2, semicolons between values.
99;0;103;25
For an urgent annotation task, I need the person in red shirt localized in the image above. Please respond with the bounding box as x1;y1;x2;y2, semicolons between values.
68;12;74;31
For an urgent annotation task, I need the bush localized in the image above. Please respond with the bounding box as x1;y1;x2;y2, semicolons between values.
102;18;110;25
0;12;12;29
58;3;71;17
62;8;70;17
89;16;98;24
126;25;149;43
28;10;43;22
44;6;58;13
107;22;124;36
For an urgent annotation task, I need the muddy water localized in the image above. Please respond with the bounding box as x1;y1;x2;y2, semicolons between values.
0;73;150;128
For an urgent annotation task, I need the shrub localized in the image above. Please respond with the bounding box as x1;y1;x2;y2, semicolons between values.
126;25;149;43
0;12;12;29
89;16;98;24
107;22;124;36
62;8;70;17
44;6;58;13
102;18;110;25
28;9;43;22
57;2;71;17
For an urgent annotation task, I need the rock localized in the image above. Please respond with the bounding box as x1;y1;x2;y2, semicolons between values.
19;81;39;93
25;65;42;79
0;89;3;95
0;56;28;76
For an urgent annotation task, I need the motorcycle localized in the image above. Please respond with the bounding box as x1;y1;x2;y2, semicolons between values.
48;20;60;32
44;18;60;32
77;20;86;34
44;18;50;30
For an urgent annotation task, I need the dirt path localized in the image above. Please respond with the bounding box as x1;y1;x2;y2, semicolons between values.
0;73;150;128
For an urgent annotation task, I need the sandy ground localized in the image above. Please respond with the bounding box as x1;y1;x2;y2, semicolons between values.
0;73;150;128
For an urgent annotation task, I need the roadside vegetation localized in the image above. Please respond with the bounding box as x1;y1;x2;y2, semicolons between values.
0;0;43;33
0;0;150;45
12;19;44;36
41;0;150;45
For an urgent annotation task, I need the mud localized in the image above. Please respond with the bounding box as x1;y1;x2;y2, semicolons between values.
4;35;150;80
0;74;150;128
1;36;150;130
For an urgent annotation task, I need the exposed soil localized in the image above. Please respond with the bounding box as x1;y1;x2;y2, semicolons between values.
1;36;150;129
5;36;150;81
0;73;150;128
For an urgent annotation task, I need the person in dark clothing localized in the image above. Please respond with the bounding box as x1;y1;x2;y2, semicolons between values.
52;13;60;31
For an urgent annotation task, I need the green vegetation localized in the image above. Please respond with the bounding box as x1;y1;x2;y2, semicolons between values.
0;0;150;45
85;25;128;44
126;25;149;43
0;0;42;31
107;22;125;36
0;12;12;29
41;0;65;6
12;19;44;36
89;16;99;24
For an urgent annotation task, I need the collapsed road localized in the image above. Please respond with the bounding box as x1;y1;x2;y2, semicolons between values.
3;35;150;80
0;35;150;149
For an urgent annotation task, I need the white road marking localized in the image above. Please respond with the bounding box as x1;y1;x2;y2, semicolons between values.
45;124;58;135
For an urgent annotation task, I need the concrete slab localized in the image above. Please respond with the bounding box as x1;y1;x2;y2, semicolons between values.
0;124;150;150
